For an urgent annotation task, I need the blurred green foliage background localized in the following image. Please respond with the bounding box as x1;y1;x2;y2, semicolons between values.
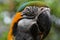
0;0;60;40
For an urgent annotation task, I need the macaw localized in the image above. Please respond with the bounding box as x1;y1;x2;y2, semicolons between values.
8;1;51;40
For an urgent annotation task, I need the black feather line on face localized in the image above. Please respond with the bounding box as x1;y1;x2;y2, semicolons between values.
12;18;23;36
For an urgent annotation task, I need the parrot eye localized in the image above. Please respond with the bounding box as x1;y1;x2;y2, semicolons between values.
22;6;34;16
26;7;30;11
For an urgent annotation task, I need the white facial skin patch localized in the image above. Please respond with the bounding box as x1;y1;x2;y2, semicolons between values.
18;19;36;31
22;6;51;18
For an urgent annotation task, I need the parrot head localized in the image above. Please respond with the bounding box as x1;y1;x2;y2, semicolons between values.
8;1;51;40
